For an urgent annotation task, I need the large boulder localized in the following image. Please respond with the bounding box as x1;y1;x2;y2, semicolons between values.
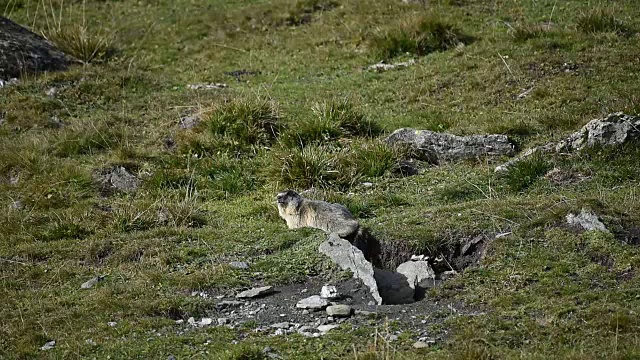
385;128;514;164
319;234;383;305
0;16;75;79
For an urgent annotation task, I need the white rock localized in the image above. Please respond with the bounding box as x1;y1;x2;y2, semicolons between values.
270;322;290;329
200;318;213;326
40;341;55;351
396;260;436;290
320;285;339;299
296;295;329;310
566;208;609;233
326;305;352;317
317;324;339;333
217;318;228;326
107;322;117;327
187;317;196;325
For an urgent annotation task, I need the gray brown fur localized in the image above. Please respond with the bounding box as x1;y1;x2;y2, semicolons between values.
276;190;381;265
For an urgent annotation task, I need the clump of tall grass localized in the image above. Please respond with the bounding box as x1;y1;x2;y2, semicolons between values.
371;16;472;59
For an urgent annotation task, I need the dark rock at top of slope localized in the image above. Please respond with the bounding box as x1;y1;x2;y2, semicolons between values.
0;16;76;79
385;128;514;164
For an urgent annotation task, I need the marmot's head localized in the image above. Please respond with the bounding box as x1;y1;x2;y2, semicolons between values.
276;190;302;211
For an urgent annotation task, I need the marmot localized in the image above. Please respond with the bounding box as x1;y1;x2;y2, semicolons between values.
276;190;380;265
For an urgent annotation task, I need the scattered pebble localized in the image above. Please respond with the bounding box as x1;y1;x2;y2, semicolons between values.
107;322;117;327
413;341;430;349
317;324;339;333
229;261;250;269
81;275;106;289
200;318;213;326
217;318;228;326
326;305;352;318
186;83;227;90
40;340;55;351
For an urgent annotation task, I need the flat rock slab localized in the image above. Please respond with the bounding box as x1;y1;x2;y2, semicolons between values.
296;295;329;310
319;234;383;305
236;286;274;299
385;128;514;164
326;305;352;317
0;16;75;79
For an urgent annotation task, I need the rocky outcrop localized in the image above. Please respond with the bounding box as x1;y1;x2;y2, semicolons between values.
385;128;514;163
566;208;609;233
496;112;640;172
319;234;383;305
0;16;75;79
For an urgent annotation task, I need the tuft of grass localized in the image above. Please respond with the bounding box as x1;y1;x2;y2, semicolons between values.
577;9;633;36
371;16;472;59
311;98;381;137
503;152;551;192
281;116;342;147
335;140;401;187
512;24;547;42
43;24;114;63
271;145;336;189
209;97;282;152
281;99;379;147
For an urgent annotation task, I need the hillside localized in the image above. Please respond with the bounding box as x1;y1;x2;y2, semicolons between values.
1;0;639;359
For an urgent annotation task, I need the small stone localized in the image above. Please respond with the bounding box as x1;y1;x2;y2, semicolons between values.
200;318;213;326
40;340;55;351
413;341;429;349
8;200;23;211
179;115;200;129
167;355;176;360
80;275;106;289
355;310;377;317
296;295;329;310
45;87;58;97
217;318;228;325
362;182;374;187
107;322;117;327
302;310;310;315
317;324;339;333
566;208;609;233
175;319;184;324
326;305;352;317
388;335;398;341
187;317;196;325
320;285;339;299
229;261;249;269
236;286;274;299
85;339;96;346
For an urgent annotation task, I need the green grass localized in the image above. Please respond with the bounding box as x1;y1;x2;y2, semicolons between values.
2;0;640;358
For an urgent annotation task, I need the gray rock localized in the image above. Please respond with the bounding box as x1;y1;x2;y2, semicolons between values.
8;200;23;211
187;317;196;325
0;16;76;79
566;208;609;233
216;300;244;309
40;340;55;351
320;285;339;299
413;341;431;349
236;286;274;299
217;318;228;325
496;113;640;172
85;339;96;346
396;260;435;290
373;269;415;304
270;322;290;329
80;275;106;289
355;310;377;317
326;305;352;317
107;322;117;327
385;128;514;164
388;334;398;341
179;115;200;129
317;324;339;333
109;167;140;193
319;234;383;305
296;295;329;310
229;261;250;269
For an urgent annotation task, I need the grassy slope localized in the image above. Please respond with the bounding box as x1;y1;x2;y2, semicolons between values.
1;0;639;358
